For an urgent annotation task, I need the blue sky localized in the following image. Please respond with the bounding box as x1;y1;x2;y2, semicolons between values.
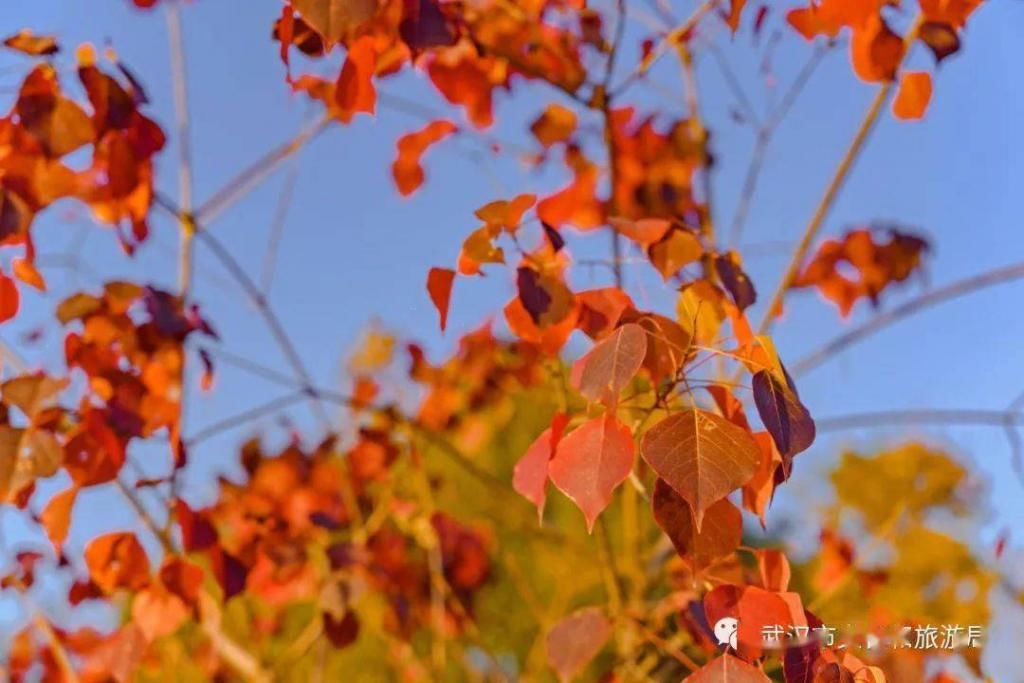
1;0;1023;676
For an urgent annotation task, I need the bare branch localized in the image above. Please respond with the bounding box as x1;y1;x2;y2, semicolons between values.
196;115;331;226
793;261;1024;376
817;409;1024;431
755;17;923;337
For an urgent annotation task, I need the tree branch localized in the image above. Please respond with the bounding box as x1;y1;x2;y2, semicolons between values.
196;115;331;226
793;260;1024;376
756;17;923;336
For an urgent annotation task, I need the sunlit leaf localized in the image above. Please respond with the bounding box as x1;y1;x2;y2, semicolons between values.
546;607;612;682
641;409;759;528
549;415;635;532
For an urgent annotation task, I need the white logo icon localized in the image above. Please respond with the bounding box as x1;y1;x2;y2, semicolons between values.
713;617;739;650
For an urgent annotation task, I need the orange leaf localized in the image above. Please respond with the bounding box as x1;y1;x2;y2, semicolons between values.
392;120;457;196
474;194;536;233
726;0;748;34
132;583;189;640
290;0;378;42
549;415;635;532
426;267;455;331
640;409;759;529
530;104;577;147
570;322;647;404
792;227;929;316
85;532;151;593
428;52;501;128
851;15;904;83
3;30;59;56
893;71;933;120
457;224;504;275
757;549;792;592
648;228;703;280
576;287;635;340
512;413;569;520
334;35;377;123
40;487;78;551
546;608;612;682
0;272;19;323
12;259;45;292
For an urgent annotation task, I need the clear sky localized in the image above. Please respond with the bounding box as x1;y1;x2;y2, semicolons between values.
1;0;1023;677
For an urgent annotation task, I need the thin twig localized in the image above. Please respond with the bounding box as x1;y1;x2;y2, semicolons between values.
186;392;308;445
260;155;301;294
165;0;195;295
793;260;1024;376
755;17;923;336
196;115;331;226
816;409;1024;431
611;0;722;97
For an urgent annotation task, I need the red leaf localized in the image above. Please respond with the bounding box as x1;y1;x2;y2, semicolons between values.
685;653;770;682
726;0;748;34
641;409;759;529
549;415;635;532
426;267;455;331
3;30;59;56
0;271;20;323
570;322;647;404
40;486;78;552
84;532;151;593
652;478;742;568
757;549;792;592
392;119;457;196
334;36;377;123
512;413;568;520
546;607;612;682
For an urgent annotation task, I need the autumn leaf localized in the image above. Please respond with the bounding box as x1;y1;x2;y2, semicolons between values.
40;486;77;552
549;415;635;532
752;369;815;463
892;72;933;120
0;272;21;323
640;409;759;529
512;413;568;520
851;15;904;83
716;254;757;311
531;104;577;147
12;259;46;292
570;322;647;404
458;224;504;275
392;120;457;196
3;30;59;56
546;607;612;682
652;478;742;568
576;287;635;340
726;0;748;35
426;267;455;331
335;35;377;123
918;21;961;63
757;549;791;592
792;227;929;316
289;0;378;43
85;532;151;593
684;653;770;682
648;228;703;280
2;374;67;417
400;0;456;52
475;194;536;233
